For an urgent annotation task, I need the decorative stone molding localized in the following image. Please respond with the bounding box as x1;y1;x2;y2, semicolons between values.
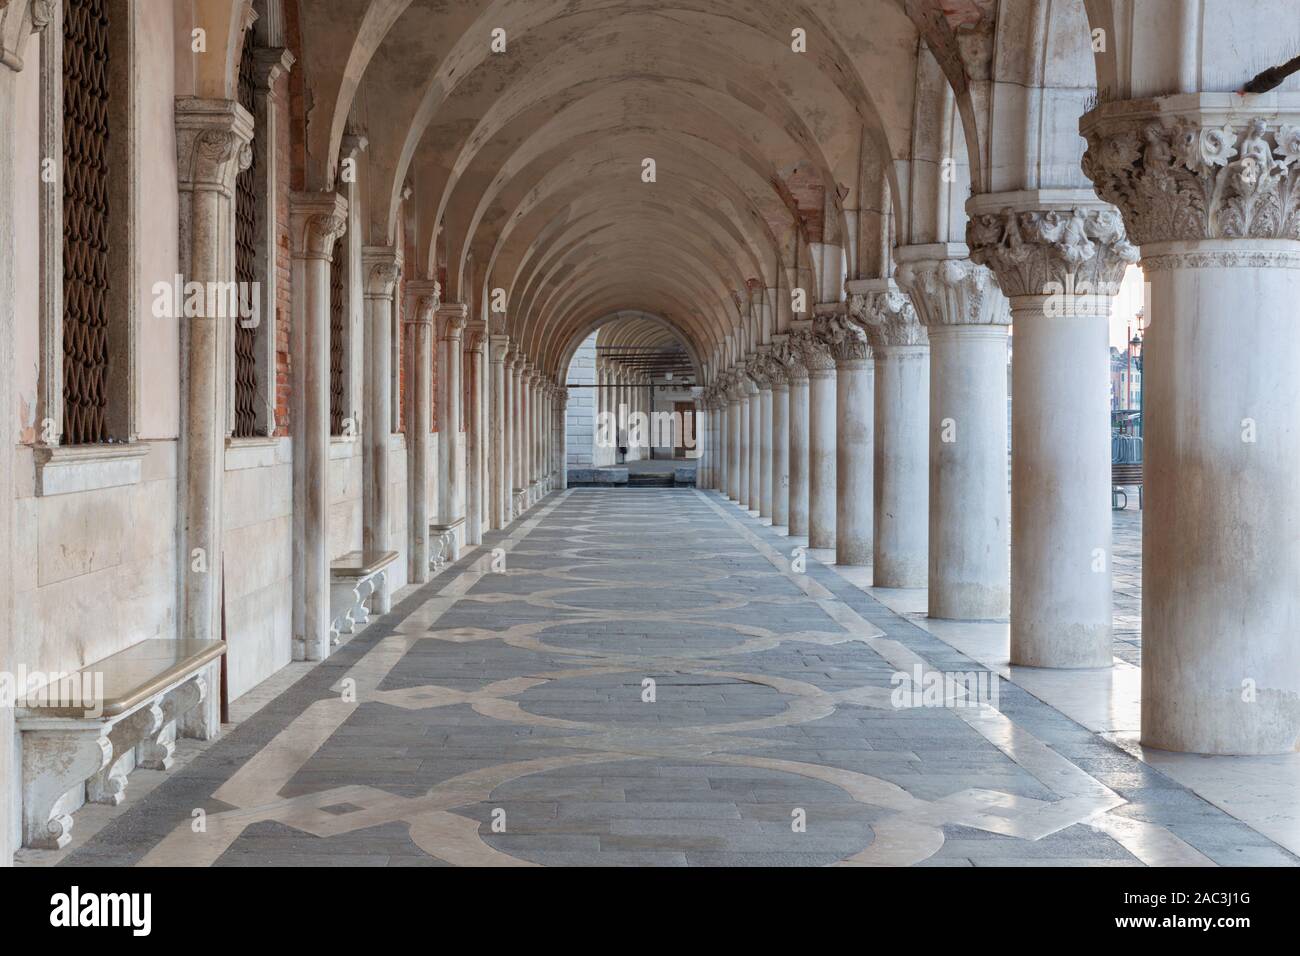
847;281;928;348
252;46;295;90
894;254;1008;329
1139;247;1300;272
816;312;872;365
966;198;1138;298
1081;95;1300;245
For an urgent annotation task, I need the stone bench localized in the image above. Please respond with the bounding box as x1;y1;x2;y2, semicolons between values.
330;549;399;644
17;638;225;849
429;516;466;573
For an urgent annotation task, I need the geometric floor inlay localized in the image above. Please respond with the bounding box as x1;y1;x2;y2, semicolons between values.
55;489;1299;867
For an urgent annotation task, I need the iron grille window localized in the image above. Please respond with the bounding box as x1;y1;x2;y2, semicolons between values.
233;26;260;437
62;0;111;445
329;233;346;435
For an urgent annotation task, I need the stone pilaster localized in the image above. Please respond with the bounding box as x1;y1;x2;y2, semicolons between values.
896;245;1009;621
404;280;437;583
849;281;929;588
177;99;254;654
969;192;1137;668
361;247;401;607
1082;95;1300;754
289;191;348;661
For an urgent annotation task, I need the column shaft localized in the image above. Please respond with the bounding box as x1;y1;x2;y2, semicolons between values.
771;383;789;526
363;250;402;602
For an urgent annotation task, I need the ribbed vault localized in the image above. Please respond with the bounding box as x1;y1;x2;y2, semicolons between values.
293;0;934;381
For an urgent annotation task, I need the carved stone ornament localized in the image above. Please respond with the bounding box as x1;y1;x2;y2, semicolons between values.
849;288;928;348
795;325;837;373
816;313;872;364
894;256;1009;329
967;205;1138;298
1082;103;1300;246
773;335;810;383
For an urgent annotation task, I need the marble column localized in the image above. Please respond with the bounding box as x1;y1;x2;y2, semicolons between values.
801;333;837;551
779;337;811;538
437;303;468;549
510;354;525;513
289;191;348;660
362;248;402;603
823;313;874;567
969;194;1136;667
746;372;762;512
727;382;743;501
505;349;520;519
1083;99;1300;753
770;363;790;528
897;246;1010;621
756;362;774;519
176;101;253;651
489;336;510;529
556;387;569;490
464;322;486;546
738;372;753;507
404;282;437;582
521;366;534;506
850;283;930;588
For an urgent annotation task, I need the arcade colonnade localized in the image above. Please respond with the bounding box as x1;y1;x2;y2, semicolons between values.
0;0;1298;868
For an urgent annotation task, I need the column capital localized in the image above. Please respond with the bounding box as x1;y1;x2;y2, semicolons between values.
799;322;841;373
405;279;440;323
489;335;510;363
507;350;524;370
847;278;928;348
362;245;403;299
464;319;488;352
437;302;469;341
966;190;1138;299
176;97;254;195
1081;95;1300;268
773;333;810;385
252;47;296;90
289;190;348;260
816;312;872;367
894;248;1009;329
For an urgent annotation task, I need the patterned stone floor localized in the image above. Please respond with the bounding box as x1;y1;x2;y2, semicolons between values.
53;490;1294;867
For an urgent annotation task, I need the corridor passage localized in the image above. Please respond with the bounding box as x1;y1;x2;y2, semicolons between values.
54;491;1291;868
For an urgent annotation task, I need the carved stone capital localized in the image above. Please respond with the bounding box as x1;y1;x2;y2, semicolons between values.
362;245;402;299
966;192;1138;298
848;280;928;348
1081;94;1300;246
773;334;810;384
176;98;255;195
289;191;348;260
437;302;469;341
406;279;440;324
798;327;838;373
815;312;872;366
894;252;1009;329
